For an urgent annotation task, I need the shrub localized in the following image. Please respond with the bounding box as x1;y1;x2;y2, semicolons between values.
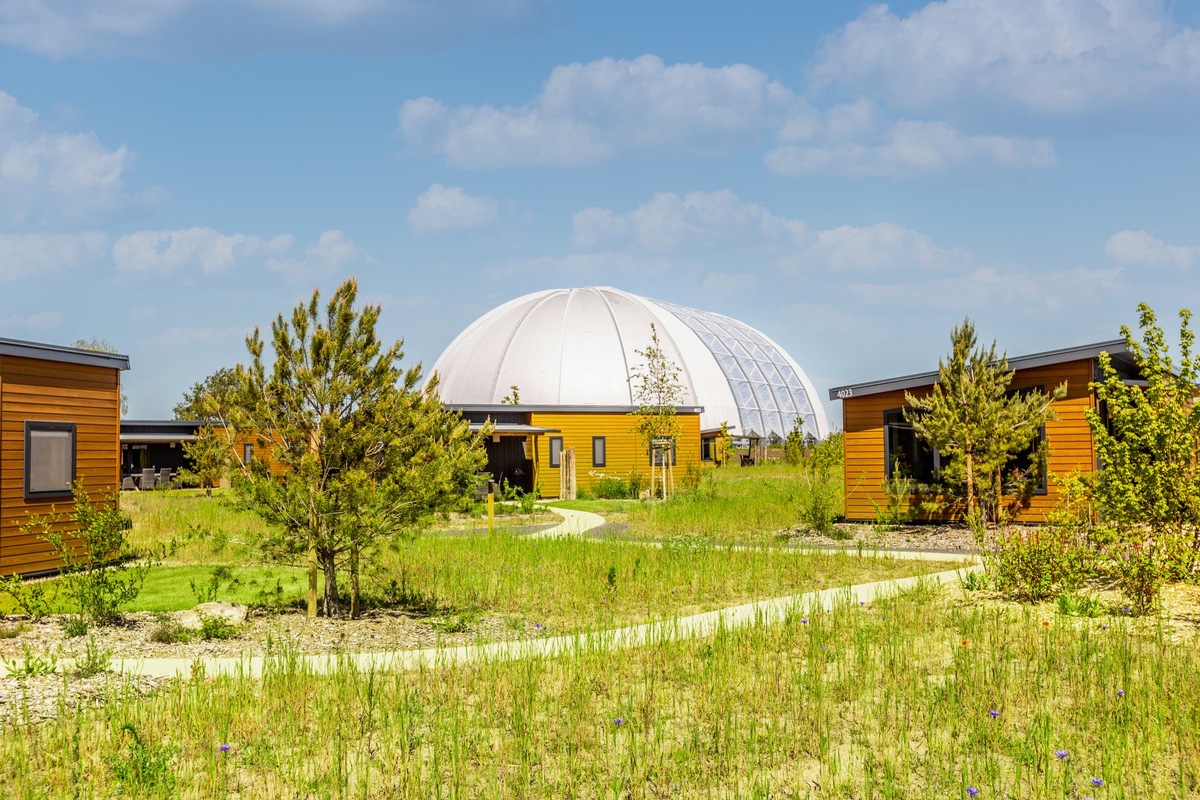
1100;531;1190;615
986;525;1092;602
0;574;55;620
870;469;917;530
198;614;240;641
23;483;151;626
149;614;193;644
71;636;112;677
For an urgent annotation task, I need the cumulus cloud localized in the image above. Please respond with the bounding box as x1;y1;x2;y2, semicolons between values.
112;227;370;279
1105;229;1199;267
779;223;971;274
573;190;806;251
400;55;806;168
766;114;1055;177
0;0;556;60
0;310;65;336
810;0;1200;117
408;184;499;233
0;92;133;223
0;231;109;281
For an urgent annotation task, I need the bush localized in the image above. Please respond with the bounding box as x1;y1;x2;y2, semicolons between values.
23;483;151;626
1100;531;1190;615
985;526;1092;602
149;614;193;644
198;614;240;641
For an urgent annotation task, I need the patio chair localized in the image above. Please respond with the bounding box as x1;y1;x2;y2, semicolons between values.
158;467;173;489
121;476;137;491
140;467;156;490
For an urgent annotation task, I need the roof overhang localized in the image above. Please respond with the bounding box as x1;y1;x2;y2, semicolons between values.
121;434;197;444
451;403;704;414
469;423;560;435
0;337;130;371
829;339;1132;401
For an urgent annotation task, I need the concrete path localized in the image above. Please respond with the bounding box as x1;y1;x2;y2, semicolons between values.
4;507;981;679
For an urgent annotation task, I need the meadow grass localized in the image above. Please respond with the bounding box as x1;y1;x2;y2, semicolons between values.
3;583;1196;798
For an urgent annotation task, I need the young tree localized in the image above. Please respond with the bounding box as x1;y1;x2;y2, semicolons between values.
629;324;684;497
234;279;488;618
174;367;240;423
906;319;1065;526
1086;304;1200;578
179;425;232;495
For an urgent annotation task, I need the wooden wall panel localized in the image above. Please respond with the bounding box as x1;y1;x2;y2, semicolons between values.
0;355;122;576
839;358;1098;523
528;411;702;498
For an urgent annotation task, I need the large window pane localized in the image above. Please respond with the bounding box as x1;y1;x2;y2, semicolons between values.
25;422;76;499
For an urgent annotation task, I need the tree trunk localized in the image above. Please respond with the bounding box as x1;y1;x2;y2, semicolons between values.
321;551;342;618
964;449;976;522
307;534;319;618
349;543;361;619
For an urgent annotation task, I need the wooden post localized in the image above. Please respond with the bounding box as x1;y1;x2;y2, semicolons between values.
560;447;577;500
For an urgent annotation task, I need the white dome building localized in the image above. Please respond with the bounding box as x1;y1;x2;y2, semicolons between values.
433;287;828;441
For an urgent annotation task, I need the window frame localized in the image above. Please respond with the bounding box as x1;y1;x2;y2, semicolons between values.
243;442;254;464
549;436;563;468
648;439;677;467
882;408;939;485
24;421;77;501
592;436;606;468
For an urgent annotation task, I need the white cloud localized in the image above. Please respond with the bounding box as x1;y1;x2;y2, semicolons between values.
811;0;1200;117
1105;229;1199;267
0;310;65;335
112;227;369;279
0;231;109;281
0;0;556;59
766;117;1055;177
408;184;499;233
781;223;971;273
573;190;806;251
0;91;133;223
400;55;806;168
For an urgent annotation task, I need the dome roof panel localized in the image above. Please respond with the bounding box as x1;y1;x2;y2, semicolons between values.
432;287;829;439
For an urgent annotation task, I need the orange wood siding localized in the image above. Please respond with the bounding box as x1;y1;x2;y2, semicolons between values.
841;357;1097;523
1;355;122;576
528;411;702;498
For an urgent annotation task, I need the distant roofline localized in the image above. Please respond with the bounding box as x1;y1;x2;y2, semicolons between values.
448;403;705;414
828;339;1131;401
0;337;130;371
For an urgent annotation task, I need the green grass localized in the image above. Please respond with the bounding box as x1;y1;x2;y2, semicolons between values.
3;585;1196;797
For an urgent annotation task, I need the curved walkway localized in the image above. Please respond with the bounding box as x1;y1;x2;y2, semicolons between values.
6;507;982;680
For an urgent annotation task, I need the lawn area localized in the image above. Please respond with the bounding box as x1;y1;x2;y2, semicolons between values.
3;583;1196;797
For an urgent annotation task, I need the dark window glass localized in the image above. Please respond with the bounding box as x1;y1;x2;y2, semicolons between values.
592;436;606;467
649;439;676;467
244;442;254;463
25;422;76;499
883;409;937;483
549;437;563;468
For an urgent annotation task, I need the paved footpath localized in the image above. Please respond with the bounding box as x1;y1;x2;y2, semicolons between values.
7;508;982;679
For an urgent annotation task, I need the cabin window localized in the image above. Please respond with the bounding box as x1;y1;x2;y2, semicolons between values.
592;436;606;468
701;438;715;461
883;409;938;484
649;439;677;467
549;437;563;468
25;421;76;500
243;442;254;464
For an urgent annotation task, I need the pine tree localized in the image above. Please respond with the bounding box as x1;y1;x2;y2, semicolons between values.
906;319;1064;526
234;279;487;618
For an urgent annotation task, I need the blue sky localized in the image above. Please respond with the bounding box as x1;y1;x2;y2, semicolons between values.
1;0;1197;428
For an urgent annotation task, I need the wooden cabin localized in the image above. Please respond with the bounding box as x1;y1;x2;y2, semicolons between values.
0;338;129;577
829;340;1136;523
451;404;704;498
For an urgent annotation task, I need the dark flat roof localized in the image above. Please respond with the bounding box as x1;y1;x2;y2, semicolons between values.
469;422;560;435
829;339;1132;401
0;337;130;371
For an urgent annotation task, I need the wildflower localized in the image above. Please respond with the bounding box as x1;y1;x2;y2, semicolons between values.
1116;689;1125;698
801;618;809;625
219;744;231;753
966;787;979;798
533;622;542;630
1090;777;1104;787
1100;625;1108;631
614;717;625;726
1042;621;1051;627
1055;749;1069;759
961;640;969;647
988;710;1000;718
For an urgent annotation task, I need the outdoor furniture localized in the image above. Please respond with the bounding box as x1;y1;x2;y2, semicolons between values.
140;467;156;490
121;476;136;491
158;467;173;488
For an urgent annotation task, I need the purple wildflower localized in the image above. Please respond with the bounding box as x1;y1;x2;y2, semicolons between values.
801;618;809;625
219;744;231;753
614;717;625;726
966;787;979;798
533;622;542;630
1116;689;1125;698
1100;625;1109;631
988;710;1000;718
1091;777;1105;787
1055;749;1068;759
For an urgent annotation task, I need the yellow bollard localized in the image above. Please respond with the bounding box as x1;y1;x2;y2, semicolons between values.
487;491;494;535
